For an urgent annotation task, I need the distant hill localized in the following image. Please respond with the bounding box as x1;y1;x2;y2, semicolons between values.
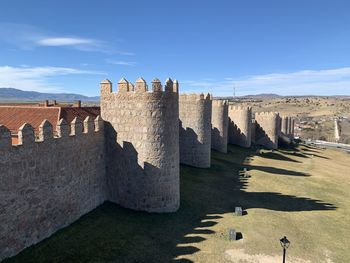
0;88;99;102
215;93;281;100
241;93;281;99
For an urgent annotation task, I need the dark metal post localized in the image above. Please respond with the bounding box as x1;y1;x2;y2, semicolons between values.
280;236;290;263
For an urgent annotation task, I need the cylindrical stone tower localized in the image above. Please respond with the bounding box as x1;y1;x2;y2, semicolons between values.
281;116;289;135
211;100;228;153
228;106;252;148
254;112;280;149
100;77;179;213
179;93;212;168
287;117;293;138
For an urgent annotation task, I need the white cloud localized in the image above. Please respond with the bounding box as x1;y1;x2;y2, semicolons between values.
0;23;133;55
0;65;104;92
181;67;350;96
37;37;95;46
105;59;136;66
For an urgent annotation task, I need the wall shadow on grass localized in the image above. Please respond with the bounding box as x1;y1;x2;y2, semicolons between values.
278;144;330;160
258;151;302;163
4;145;336;263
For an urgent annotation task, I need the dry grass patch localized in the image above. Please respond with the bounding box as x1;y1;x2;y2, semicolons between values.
4;144;350;263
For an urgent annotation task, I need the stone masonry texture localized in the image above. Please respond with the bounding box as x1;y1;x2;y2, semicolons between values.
0;75;297;261
211;100;228;153
228;106;252;148
179;93;212;168
0;117;106;261
100;78;180;213
254;112;280;149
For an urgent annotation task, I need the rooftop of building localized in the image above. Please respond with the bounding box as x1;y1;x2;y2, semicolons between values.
0;100;100;137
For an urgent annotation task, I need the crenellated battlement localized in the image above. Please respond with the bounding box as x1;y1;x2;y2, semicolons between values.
0;114;107;261
211;99;228;153
1;73;298;261
255;111;279;118
212;99;228;106
100;75;180;213
100;77;178;96
228;104;252;148
179;92;212;168
0;116;104;149
254;111;279;149
179;92;211;101
229;105;252;111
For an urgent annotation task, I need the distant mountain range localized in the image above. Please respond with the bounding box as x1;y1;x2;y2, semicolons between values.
0;88;99;102
240;93;281;98
1;88;348;103
215;93;281;99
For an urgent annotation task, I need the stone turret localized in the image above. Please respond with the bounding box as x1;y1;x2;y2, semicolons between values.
211;100;228;153
280;116;295;140
288;117;294;139
281;116;289;135
179;93;212;168
228;106;252;148
254;112;280;149
100;77;179;213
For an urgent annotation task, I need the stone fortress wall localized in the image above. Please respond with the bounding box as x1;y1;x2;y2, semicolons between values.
281;116;294;138
179;93;212;168
100;78;180;213
281;116;289;135
288;117;295;139
228;106;252;148
254;112;280;149
251;119;257;144
0;117;106;260
211;100;228;153
0;74;296;261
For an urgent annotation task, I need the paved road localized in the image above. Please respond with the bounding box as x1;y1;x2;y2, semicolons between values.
305;139;350;153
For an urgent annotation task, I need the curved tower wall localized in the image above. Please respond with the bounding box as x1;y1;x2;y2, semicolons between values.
251;120;256;144
288;117;293;138
100;78;179;213
281;116;289;135
211;100;228;153
254;112;279;149
179;93;212;168
228;106;252;148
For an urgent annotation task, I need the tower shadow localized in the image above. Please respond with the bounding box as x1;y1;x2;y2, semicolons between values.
5;145;336;263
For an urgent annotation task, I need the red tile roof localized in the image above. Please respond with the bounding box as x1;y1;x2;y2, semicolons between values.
0;106;60;134
0;106;100;136
59;107;100;125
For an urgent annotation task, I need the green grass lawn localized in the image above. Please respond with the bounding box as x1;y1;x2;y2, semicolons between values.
4;144;350;263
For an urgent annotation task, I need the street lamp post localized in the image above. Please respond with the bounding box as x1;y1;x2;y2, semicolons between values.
280;236;290;263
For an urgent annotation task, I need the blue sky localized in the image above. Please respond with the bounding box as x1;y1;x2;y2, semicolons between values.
0;0;350;96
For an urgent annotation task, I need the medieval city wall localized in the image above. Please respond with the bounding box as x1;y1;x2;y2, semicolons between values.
254;112;280;149
211;100;228;153
251;119;256;144
281;116;289;135
279;116;294;145
228;106;252;148
100;78;180;213
0;117;106;261
287;117;295;138
179;93;212;168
